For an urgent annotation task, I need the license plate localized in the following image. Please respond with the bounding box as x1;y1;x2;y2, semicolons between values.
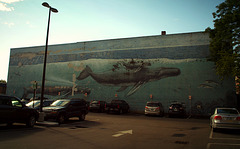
224;117;233;120
223;117;234;122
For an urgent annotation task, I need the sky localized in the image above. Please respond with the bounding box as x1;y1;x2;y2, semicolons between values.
0;0;225;81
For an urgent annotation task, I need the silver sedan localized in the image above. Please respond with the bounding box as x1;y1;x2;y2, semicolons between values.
210;108;240;131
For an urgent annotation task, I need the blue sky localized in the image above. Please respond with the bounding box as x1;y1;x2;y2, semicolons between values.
0;0;225;81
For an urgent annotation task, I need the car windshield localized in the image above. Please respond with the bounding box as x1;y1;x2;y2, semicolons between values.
171;104;182;108
147;103;159;107
111;100;122;104
217;109;239;114
26;101;40;107
51;100;70;107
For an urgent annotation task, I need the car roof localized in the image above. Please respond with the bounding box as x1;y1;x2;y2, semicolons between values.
216;108;237;110
56;98;85;101
147;101;160;103
0;94;20;99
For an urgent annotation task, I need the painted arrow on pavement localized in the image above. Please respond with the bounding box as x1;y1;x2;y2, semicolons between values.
112;130;133;137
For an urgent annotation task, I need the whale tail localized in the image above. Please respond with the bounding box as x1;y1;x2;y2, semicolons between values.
77;65;93;80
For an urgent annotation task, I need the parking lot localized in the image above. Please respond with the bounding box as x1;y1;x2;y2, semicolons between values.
0;112;240;149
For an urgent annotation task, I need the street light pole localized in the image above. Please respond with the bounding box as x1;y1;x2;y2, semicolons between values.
39;2;58;118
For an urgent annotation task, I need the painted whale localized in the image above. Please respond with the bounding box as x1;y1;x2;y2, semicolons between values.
77;65;181;97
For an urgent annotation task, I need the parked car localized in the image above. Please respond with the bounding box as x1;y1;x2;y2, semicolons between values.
89;100;106;112
26;99;55;111
0;94;39;127
105;99;130;114
168;102;186;117
145;101;164;116
210;108;240;131
43;98;88;124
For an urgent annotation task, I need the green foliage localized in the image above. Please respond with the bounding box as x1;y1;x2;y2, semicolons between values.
206;0;240;79
0;80;7;83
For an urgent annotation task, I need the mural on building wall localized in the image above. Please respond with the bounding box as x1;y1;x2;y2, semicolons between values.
77;59;181;97
7;32;236;115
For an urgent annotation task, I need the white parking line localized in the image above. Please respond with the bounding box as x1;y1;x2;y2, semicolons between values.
209;128;213;139
207;143;240;149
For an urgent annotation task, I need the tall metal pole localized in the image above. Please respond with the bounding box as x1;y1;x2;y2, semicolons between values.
40;7;51;112
39;3;58;119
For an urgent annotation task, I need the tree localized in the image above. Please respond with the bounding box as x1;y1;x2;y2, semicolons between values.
206;0;240;79
0;80;6;83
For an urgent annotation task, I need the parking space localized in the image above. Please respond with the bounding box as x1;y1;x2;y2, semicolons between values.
208;128;240;149
1;112;240;149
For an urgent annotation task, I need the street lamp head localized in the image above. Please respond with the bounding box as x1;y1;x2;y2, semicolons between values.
51;8;58;13
42;2;58;13
42;2;50;8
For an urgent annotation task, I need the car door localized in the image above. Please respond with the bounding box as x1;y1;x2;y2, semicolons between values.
0;96;12;123
10;97;28;122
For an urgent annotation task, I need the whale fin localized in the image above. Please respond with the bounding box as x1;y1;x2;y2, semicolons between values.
117;86;128;92
77;65;92;80
126;81;146;97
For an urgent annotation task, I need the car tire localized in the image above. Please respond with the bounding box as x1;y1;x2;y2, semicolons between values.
79;113;85;121
119;109;123;114
7;122;13;127
212;128;218;132
57;114;65;124
26;115;36;127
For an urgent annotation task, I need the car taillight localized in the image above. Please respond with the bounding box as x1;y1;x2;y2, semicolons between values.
236;117;240;121
117;104;120;109
145;106;148;109
214;116;222;120
156;107;160;110
98;101;100;105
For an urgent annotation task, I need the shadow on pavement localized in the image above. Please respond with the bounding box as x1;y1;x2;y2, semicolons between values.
0;124;44;142
214;129;240;136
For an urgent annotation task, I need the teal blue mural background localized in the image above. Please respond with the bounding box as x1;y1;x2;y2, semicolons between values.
7;32;236;115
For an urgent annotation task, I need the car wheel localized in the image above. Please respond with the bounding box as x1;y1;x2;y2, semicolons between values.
212;127;218;132
119;109;123;114
79;113;85;121
160;112;164;117
58;114;65;124
26;115;36;127
7;122;13;127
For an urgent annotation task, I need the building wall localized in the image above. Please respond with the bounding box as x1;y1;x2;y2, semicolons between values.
7;32;236;115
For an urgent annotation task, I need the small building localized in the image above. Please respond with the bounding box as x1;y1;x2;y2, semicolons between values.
0;82;7;94
7;31;237;115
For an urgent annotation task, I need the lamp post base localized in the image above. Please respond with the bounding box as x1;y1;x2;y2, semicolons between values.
38;112;45;122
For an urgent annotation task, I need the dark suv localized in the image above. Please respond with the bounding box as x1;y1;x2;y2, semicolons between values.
43;98;88;124
0;95;39;127
105;100;130;114
168;102;186;117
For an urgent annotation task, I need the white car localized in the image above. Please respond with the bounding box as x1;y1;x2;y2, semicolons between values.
145;101;164;116
210;108;240;131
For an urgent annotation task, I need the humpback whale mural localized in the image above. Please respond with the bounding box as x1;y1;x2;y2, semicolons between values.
77;63;181;97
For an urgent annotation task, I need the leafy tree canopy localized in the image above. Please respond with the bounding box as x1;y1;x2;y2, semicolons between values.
206;0;240;79
0;80;7;83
